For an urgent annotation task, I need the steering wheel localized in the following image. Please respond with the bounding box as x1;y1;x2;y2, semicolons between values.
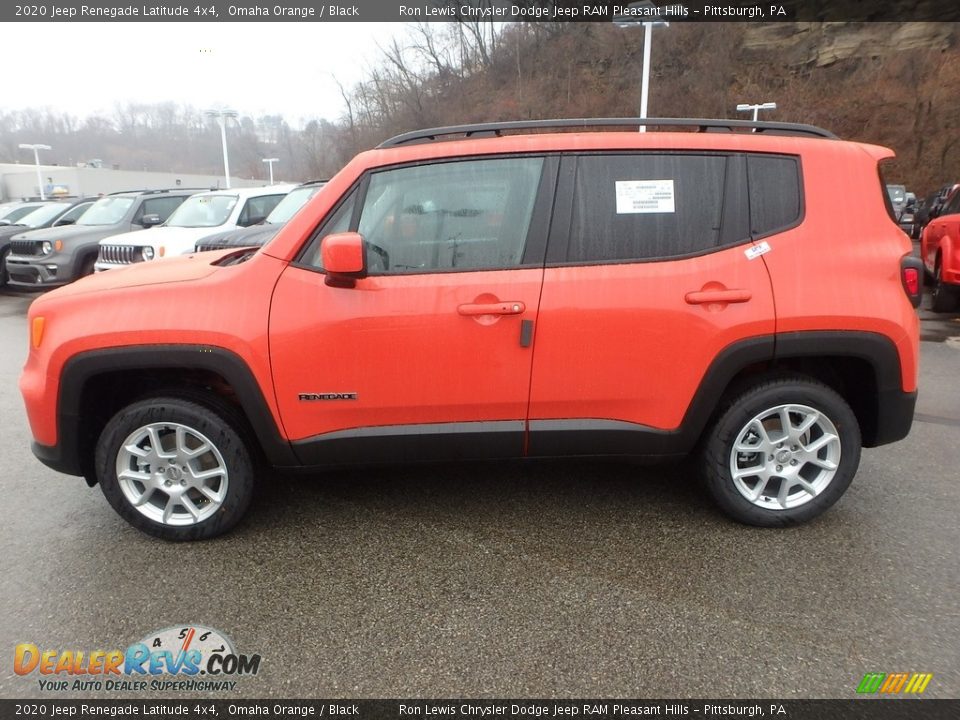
366;242;390;273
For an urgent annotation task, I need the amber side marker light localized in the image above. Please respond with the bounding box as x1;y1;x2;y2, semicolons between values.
31;317;45;349
54;240;63;251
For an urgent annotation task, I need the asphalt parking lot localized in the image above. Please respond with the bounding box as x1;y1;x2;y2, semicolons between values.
0;285;957;700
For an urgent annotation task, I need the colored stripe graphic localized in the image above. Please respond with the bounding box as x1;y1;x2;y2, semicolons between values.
857;673;885;693
857;672;933;694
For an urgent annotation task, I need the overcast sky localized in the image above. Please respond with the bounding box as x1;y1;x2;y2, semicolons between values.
3;22;406;125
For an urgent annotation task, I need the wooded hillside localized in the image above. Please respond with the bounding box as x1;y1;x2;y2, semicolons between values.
1;22;956;194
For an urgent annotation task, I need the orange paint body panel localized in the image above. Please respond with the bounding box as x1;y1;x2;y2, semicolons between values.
20;252;287;447
19;126;920;467
529;246;775;429
921;209;960;285
269;265;543;441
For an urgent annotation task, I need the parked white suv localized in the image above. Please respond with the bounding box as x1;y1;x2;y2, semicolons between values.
95;185;295;270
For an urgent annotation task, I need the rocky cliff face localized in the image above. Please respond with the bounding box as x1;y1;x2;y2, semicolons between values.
742;22;954;66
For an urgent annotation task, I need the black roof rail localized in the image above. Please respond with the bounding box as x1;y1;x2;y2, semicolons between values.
378;117;837;148
107;187;212;196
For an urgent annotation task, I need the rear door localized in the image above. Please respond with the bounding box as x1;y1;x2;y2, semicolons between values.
527;152;779;455
269;155;557;465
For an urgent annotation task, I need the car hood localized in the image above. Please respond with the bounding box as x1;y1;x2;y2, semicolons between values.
0;224;33;242
104;225;231;250
43;252;222;297
10;223;123;244
196;223;282;249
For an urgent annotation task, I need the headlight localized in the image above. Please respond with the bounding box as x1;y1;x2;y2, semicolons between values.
41;241;53;255
141;246;155;261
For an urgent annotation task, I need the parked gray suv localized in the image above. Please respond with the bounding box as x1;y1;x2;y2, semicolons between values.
4;188;201;288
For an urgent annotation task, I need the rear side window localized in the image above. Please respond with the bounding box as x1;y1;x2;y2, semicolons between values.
135;196;188;225
239;194;285;226
568;154;727;262
747;155;801;236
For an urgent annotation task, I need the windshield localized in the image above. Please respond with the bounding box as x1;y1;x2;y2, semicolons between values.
266;185;323;224
78;197;135;226
166;194;238;227
15;203;69;228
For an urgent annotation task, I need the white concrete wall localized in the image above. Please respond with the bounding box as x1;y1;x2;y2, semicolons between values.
0;164;265;201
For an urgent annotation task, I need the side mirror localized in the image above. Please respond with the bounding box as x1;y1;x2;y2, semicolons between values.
240;214;267;228
54;217;76;226
141;213;163;228
321;232;366;287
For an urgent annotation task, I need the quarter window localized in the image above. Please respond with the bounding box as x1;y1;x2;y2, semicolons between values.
356;157;544;273
747;155;801;236
568;154;727;262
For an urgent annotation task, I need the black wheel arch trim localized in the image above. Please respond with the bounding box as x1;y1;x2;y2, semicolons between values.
528;330;913;456
40;345;296;478
36;331;912;477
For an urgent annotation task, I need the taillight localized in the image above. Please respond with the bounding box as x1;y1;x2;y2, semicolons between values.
904;267;919;295
900;254;924;308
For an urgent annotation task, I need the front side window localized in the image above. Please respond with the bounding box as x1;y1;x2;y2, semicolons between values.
166;195;238;228
356;157;544;273
57;202;93;225
943;190;960;217
568;154;727;262
77;197;135;226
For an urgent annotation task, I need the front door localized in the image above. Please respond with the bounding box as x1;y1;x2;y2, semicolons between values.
269;155;557;465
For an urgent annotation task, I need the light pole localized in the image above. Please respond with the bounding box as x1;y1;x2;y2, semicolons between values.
262;158;279;185
613;1;680;132
18;143;52;200
737;102;778;122
205;108;239;188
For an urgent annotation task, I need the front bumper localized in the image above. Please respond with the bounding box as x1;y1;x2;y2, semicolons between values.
5;256;67;287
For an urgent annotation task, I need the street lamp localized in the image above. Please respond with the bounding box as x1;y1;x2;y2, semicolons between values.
614;1;682;132
205;108;239;188
18;143;52;200
262;158;279;185
737;102;778;122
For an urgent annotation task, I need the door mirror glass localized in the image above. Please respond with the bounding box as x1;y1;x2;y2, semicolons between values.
141;213;163;228
321;232;366;287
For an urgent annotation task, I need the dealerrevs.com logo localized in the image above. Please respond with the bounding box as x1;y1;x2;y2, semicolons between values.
14;625;262;692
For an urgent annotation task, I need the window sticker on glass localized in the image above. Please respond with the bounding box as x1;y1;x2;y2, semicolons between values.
615;179;675;214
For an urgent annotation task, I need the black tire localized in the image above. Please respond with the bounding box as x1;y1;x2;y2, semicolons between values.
700;375;861;527
95;397;255;540
930;259;960;313
0;247;8;287
78;255;96;278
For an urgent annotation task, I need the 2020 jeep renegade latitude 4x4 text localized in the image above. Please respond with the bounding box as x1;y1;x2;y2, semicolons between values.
19;118;923;540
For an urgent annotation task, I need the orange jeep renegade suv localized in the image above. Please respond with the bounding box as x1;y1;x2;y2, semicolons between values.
19;118;923;540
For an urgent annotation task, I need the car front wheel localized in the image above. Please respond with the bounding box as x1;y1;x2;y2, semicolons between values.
701;376;861;527
95;397;255;540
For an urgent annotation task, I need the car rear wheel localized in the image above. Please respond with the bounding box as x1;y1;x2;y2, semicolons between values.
930;259;960;313
701;376;861;527
95;397;255;540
